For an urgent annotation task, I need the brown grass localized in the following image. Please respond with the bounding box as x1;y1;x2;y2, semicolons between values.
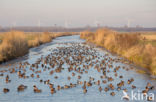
0;31;77;63
27;32;51;48
80;28;156;75
141;34;156;41
0;31;29;61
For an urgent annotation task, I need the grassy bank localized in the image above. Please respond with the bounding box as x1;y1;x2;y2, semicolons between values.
0;31;77;63
80;29;156;75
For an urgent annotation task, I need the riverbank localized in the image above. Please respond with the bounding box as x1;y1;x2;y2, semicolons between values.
0;31;77;63
80;28;156;76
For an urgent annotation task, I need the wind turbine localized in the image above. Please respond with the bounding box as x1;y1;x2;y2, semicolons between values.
127;19;131;28
126;19;134;28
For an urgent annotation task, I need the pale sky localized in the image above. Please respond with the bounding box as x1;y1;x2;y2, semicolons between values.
0;0;156;27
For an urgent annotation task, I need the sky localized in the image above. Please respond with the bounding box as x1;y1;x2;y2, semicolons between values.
0;0;156;27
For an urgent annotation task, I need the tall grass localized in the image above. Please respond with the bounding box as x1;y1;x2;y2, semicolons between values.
27;32;51;48
80;28;156;75
0;31;28;61
0;31;77;63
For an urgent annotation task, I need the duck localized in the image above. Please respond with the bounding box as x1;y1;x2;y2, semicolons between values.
5;75;11;83
44;80;50;84
108;83;115;90
147;96;153;101
0;73;4;76
99;86;102;92
119;75;123;78
51;88;56;94
3;88;9;93
77;81;83;85
123;88;128;92
70;83;76;88
104;87;109;92
110;92;115;96
94;80;100;85
17;84;27;92
146;82;151;87
89;77;94;81
36;75;40;78
102;80;107;84
83;88;87;94
49;84;54;88
82;85;86;89
149;86;154;90
68;76;71;80
72;72;75;76
64;85;70;89
142;89;148;95
146;82;154;90
117;80;124;88
54;76;58;79
49;70;54;75
108;77;114;82
57;85;61;90
117;87;121;91
132;85;136;89
114;73;118;77
33;85;42;93
78;75;81;79
40;79;43;83
5;78;11;83
30;74;34;78
127;80;132;84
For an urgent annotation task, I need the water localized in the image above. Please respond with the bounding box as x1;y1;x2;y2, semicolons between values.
0;35;155;102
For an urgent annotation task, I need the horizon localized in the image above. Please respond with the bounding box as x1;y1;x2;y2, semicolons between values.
1;25;156;28
0;0;156;27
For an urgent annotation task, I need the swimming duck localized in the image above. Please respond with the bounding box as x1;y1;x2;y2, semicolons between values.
83;88;87;94
132;85;136;89
3;88;9;93
51;88;56;94
104;87;109;92
110;92;115;96
99;86;102;92
17;84;27;92
33;85;42;93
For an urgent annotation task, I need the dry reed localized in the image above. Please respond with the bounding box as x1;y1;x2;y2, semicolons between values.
0;31;77;62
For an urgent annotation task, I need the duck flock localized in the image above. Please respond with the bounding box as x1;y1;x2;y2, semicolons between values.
0;36;155;102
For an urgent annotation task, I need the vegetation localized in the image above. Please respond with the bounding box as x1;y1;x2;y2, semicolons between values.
80;28;156;75
0;31;77;62
0;31;29;62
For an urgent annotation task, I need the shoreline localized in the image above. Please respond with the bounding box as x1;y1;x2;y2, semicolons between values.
80;29;156;76
85;42;156;80
0;33;77;65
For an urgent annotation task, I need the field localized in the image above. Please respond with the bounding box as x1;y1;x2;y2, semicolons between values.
140;33;156;46
0;31;77;63
80;29;156;75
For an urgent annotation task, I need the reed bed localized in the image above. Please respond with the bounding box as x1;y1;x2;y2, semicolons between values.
80;28;156;75
0;31;77;63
